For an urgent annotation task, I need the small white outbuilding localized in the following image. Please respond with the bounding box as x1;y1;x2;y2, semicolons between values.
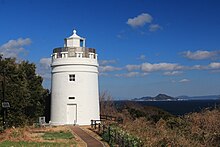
50;30;100;125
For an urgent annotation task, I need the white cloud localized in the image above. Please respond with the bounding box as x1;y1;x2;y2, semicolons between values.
39;58;51;69
0;38;31;59
182;50;220;60
99;65;121;72
209;62;220;69
99;60;116;65
37;57;51;80
137;54;146;60
127;13;153;27
141;62;183;72
115;72;140;78
99;73;109;76
149;24;162;32
179;79;190;83
163;71;183;76
191;65;206;70
126;64;141;71
115;72;148;78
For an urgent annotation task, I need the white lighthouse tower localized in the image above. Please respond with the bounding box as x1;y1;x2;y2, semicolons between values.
50;30;100;125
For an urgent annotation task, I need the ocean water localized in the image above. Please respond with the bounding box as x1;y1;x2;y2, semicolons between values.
116;100;220;116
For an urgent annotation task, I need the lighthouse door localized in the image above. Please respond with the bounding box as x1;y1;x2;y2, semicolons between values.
67;104;77;125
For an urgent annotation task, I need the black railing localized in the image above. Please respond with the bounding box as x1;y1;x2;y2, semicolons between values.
91;118;143;147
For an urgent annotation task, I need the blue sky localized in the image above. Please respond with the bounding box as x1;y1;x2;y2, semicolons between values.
1;0;220;99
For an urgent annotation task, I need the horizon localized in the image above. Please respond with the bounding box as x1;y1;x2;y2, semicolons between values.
1;0;220;99
117;93;220;100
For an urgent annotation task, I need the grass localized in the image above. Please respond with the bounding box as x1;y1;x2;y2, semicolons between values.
0;126;77;147
42;131;74;140
0;140;75;147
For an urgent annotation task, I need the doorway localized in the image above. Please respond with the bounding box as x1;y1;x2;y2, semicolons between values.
67;104;77;125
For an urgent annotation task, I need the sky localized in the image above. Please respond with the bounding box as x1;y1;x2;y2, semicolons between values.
0;0;220;99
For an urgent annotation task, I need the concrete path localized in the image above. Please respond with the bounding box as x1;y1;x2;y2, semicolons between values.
72;126;104;147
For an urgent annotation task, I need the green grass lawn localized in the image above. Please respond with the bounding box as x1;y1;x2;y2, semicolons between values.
42;130;74;140
0;140;76;147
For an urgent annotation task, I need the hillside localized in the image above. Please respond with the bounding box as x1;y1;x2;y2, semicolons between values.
133;94;178;101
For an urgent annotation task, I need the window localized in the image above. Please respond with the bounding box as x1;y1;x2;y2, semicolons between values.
69;97;75;99
69;74;75;81
80;40;83;47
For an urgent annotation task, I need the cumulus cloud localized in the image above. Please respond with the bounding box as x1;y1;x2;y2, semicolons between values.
127;13;153;27
99;60;116;65
0;38;31;59
209;62;220;69
126;64;141;71
179;79;190;83
191;65;206;70
182;50;220;60
189;62;220;71
36;57;51;80
99;65;121;72
141;62;183;72
149;24;162;32
163;71;183;76
39;58;51;69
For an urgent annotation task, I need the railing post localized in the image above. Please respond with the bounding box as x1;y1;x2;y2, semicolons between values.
91;120;93;128
108;126;111;143
94;120;97;129
98;123;101;132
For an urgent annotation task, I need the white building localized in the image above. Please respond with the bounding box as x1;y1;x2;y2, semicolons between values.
50;30;100;125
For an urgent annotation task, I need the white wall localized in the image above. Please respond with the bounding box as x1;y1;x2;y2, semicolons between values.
50;58;100;125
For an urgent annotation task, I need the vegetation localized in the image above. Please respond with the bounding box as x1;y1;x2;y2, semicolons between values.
0;57;49;126
101;124;143;147
42;131;74;140
0;140;72;147
100;92;220;146
0;126;76;146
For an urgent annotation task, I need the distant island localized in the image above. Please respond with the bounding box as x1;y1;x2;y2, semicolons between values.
133;94;220;101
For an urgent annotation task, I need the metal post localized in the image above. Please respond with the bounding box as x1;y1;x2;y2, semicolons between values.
1;70;6;129
98;123;101;132
91;120;93;128
108;126;111;143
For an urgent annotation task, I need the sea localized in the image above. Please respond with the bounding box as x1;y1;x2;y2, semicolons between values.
116;99;220;116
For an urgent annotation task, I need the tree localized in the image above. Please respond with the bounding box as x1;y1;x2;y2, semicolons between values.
0;57;49;126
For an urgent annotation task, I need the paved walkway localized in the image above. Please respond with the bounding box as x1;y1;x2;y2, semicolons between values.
72;126;104;147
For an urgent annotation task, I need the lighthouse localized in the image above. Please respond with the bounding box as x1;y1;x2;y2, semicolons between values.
50;30;100;125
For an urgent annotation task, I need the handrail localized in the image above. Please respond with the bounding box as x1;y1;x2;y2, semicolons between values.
53;47;96;53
